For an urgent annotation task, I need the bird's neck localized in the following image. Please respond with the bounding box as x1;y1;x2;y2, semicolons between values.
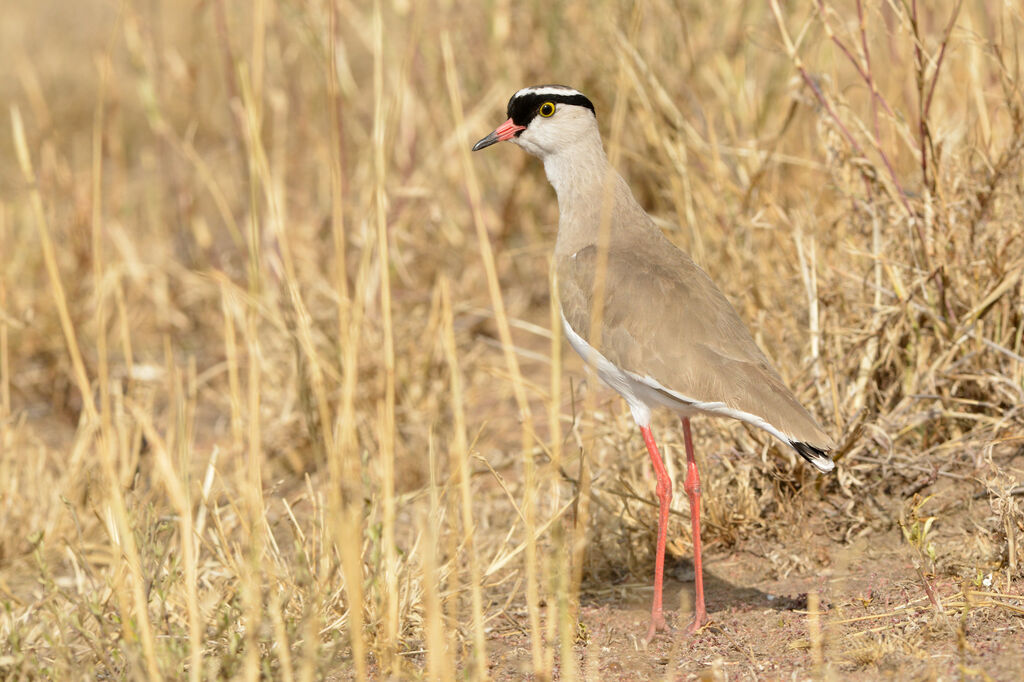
542;138;646;258
541;135;610;207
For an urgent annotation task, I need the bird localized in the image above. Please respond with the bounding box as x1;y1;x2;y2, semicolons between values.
472;85;835;641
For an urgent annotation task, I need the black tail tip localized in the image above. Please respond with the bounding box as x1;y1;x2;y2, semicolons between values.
791;441;835;473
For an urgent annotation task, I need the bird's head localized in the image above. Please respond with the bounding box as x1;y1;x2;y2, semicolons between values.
472;85;597;159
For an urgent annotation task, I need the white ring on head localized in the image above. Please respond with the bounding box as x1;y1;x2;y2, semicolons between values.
513;85;584;100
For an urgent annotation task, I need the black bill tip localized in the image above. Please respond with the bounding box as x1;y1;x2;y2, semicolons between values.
472;131;500;152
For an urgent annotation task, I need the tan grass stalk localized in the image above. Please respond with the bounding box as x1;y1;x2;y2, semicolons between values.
662;590;693;680
0;205;7;424
542;264;564;678
220;284;245;450
91;56;112;437
423;433;454;682
439;277;488;677
234;62;272;682
556;524;578;682
326;0;349;306
178;139;246;249
808;591;824;679
370;0;400;670
542;553;557;678
132;404;203;682
333;229;375;682
299;535;322;682
571;8;645;628
113;278;134;382
242;305;265;682
251;0;266;117
548;267;563;505
794;231;821;377
11;108;97;425
268;590;296;682
441;34;541;675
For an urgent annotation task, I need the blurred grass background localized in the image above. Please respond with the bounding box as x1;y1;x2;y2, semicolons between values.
1;0;1023;678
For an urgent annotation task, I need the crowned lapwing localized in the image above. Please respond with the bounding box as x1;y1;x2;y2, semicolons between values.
473;85;835;641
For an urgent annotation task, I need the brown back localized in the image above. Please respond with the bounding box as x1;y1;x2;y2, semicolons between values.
557;229;834;449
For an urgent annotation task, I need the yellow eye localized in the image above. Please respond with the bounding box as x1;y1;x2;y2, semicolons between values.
539;102;556;117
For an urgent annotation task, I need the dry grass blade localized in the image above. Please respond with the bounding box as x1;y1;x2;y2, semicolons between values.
439;276;488;678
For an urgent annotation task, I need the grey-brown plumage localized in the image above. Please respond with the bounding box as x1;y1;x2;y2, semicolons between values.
556;221;835;460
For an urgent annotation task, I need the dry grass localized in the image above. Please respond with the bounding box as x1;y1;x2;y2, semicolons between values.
1;0;1023;679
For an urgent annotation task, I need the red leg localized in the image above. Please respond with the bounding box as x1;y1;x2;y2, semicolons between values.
681;417;708;633
640;425;672;641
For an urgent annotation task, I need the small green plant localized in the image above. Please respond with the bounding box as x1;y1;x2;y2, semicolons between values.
899;494;938;571
899;494;942;614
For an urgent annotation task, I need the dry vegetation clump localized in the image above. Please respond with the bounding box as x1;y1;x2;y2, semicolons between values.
1;0;1022;679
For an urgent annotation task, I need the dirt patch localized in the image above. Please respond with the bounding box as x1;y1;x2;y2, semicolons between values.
485;529;1024;680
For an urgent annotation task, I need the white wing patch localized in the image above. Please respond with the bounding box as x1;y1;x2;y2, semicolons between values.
560;312;653;427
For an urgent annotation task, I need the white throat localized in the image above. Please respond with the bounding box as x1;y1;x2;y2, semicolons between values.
539;135;611;210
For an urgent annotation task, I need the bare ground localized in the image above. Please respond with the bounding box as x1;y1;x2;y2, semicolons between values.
486;530;1024;680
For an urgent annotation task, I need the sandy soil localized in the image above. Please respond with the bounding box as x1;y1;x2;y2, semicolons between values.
484;530;1024;680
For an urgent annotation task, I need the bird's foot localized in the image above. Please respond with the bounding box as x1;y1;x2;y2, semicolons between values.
644;613;670;643
684;609;709;636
